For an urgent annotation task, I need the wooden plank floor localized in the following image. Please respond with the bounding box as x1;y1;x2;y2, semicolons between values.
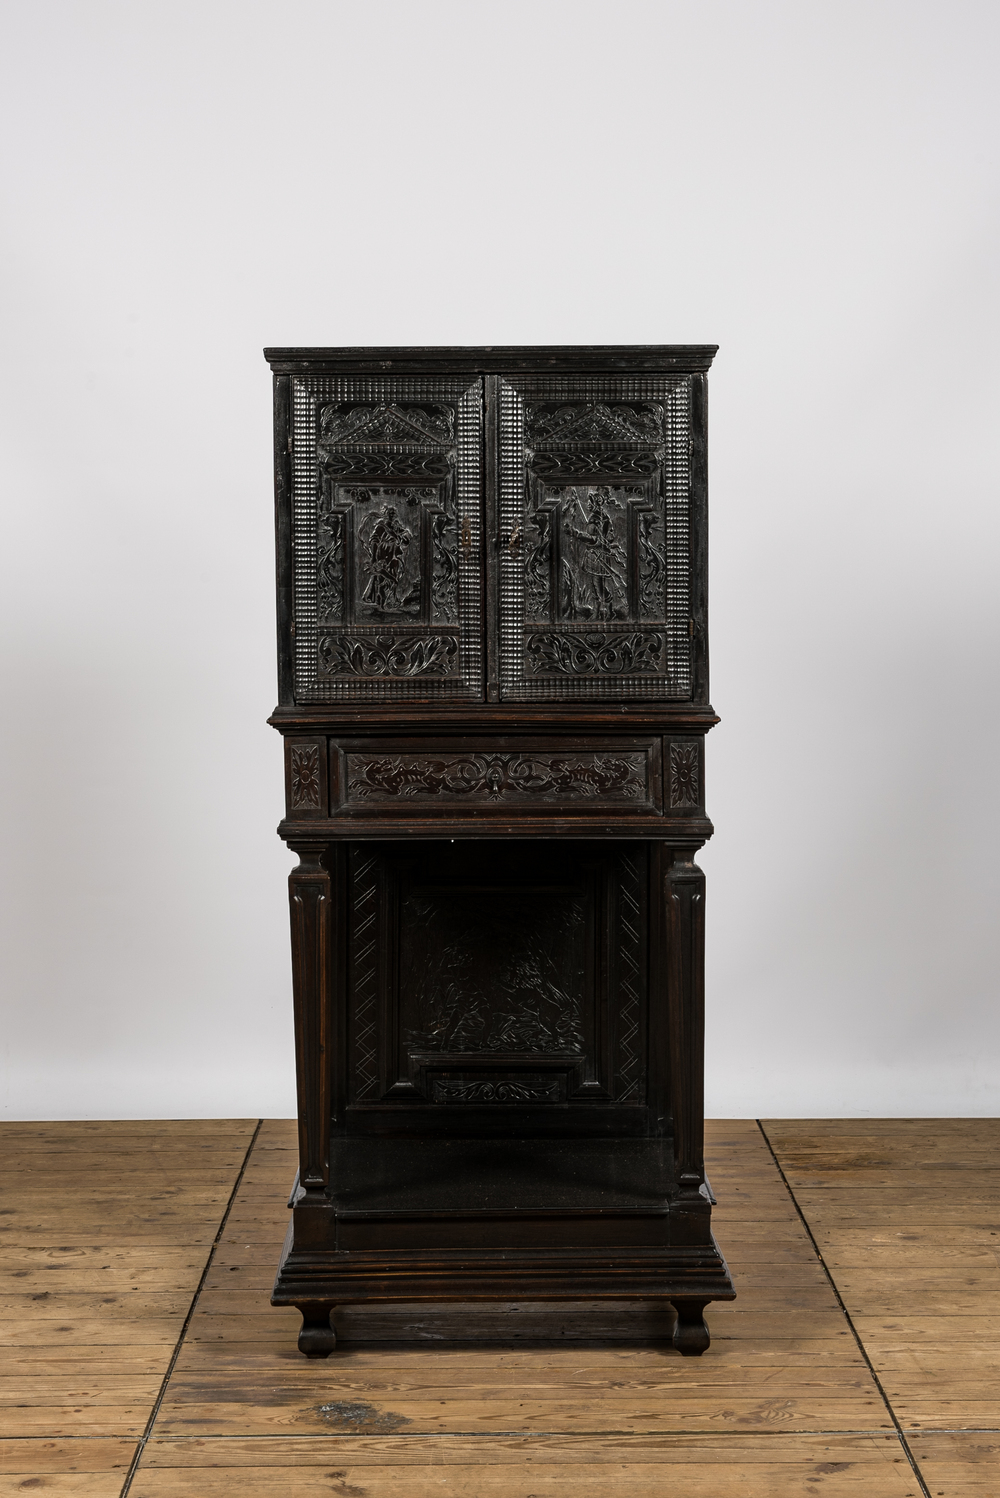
1;1121;994;1495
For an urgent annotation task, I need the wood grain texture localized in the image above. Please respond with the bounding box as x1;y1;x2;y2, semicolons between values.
5;1119;996;1497
764;1114;1000;1478
0;1120;251;1451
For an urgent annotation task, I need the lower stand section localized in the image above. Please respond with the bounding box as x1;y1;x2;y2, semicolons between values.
670;1297;711;1355
297;1301;337;1358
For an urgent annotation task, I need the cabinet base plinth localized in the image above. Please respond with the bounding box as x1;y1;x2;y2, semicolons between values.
273;1214;735;1357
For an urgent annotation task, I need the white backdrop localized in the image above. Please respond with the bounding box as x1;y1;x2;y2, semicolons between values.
1;1;998;1119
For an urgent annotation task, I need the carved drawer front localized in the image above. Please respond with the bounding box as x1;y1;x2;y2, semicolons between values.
290;375;483;703
338;740;661;815
346;842;648;1117
497;375;694;702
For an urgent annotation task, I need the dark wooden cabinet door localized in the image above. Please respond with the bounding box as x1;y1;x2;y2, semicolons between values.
289;375;484;702
496;375;699;702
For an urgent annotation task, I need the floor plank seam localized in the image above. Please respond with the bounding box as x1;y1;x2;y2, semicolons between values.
116;1118;263;1498
139;1428;931;1440
755;1119;934;1498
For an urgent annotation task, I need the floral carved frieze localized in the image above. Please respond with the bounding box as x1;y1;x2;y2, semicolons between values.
346;751;648;803
432;1078;562;1104
288;744;322;810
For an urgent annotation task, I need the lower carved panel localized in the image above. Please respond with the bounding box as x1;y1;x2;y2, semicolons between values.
346;842;648;1119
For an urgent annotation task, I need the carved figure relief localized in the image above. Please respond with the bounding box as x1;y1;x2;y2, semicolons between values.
402;893;586;1056
524;486;651;625
288;744;321;810
347;752;646;802
359;506;413;617
562;488;629;620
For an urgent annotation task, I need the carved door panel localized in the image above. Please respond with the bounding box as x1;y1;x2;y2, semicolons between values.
289;376;483;702
496;376;694;701
345;842;648;1132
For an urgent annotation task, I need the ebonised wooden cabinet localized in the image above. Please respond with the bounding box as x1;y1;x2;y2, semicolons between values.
265;346;734;1357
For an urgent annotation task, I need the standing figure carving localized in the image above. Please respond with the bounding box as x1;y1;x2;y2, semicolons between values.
361;505;412;615
564;488;628;621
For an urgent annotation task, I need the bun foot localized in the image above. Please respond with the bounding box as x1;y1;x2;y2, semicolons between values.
670;1298;711;1356
297;1303;336;1357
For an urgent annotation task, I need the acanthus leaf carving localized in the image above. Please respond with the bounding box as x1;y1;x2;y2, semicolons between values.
525;631;665;677
318;634;459;678
637;509;666;619
316;509;345;622
430;509;458;622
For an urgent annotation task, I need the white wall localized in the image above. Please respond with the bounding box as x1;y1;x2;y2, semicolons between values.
1;1;998;1118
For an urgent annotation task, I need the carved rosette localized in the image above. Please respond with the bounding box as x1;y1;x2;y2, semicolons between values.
346;751;647;803
669;742;700;808
288;744;322;811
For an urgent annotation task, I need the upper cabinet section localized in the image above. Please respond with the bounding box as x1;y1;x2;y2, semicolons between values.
267;348;714;710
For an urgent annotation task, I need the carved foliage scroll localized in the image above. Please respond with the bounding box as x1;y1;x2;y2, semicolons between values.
432;1077;562;1104
346;751;647;804
319;635;458;679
